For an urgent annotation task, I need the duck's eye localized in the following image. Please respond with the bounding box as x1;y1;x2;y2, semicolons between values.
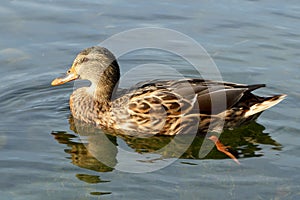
67;70;71;74
81;57;89;63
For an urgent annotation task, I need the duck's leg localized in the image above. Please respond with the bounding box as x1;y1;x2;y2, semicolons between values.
208;135;240;165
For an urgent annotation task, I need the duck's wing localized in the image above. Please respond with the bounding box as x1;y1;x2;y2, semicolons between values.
131;79;266;114
188;79;266;114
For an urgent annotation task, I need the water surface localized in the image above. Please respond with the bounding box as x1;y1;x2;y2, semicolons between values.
1;0;300;199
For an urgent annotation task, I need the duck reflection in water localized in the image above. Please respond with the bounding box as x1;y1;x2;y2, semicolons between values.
51;115;281;174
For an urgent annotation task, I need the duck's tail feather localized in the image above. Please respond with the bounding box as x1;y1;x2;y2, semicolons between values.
244;94;286;118
246;84;266;92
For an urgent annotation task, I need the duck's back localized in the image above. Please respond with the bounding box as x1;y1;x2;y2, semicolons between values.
109;79;286;135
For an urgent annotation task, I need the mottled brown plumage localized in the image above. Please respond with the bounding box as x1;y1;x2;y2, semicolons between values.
52;46;285;137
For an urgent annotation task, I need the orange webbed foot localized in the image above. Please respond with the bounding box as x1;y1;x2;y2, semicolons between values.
208;135;240;165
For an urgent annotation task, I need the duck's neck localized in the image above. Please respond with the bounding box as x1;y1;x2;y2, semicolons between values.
88;62;120;103
89;81;118;103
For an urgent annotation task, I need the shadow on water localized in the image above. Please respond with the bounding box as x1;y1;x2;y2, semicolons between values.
51;115;281;183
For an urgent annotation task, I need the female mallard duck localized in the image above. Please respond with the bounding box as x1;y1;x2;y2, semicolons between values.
52;46;286;163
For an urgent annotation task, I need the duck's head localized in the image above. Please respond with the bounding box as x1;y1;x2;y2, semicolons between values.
52;46;120;99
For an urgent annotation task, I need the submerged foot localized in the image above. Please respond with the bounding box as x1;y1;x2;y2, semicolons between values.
208;135;240;165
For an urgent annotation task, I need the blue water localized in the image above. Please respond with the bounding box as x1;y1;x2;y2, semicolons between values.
1;0;300;199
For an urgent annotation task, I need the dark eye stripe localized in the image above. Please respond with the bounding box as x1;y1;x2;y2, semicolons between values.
81;57;89;63
74;57;89;66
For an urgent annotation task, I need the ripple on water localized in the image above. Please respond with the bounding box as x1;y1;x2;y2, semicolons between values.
0;74;72;123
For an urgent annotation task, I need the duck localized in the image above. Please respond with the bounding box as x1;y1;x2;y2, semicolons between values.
52;46;286;164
